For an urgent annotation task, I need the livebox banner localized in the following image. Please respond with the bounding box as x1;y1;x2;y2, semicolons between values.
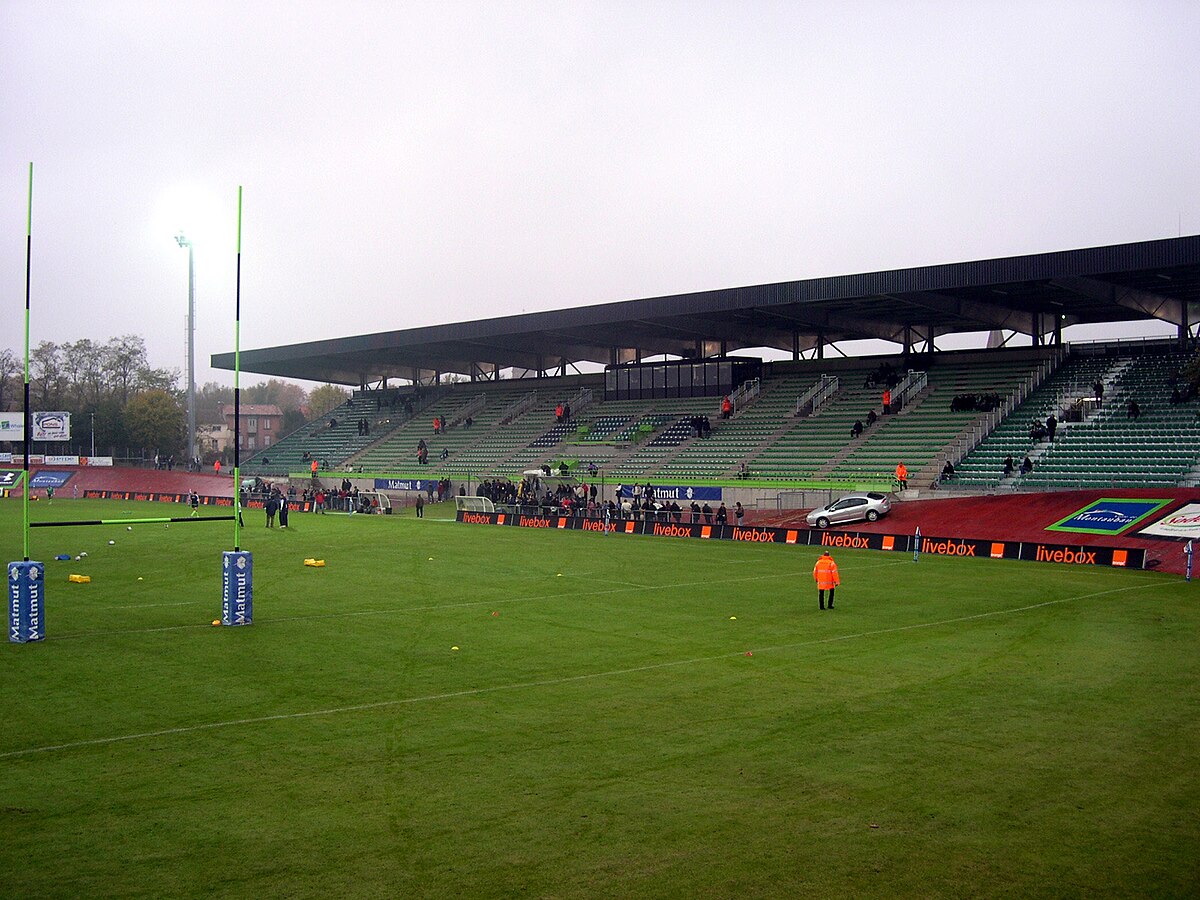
457;511;1144;569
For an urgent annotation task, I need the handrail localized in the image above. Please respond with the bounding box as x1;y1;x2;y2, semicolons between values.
449;394;487;427
499;390;538;425
948;346;1067;467
892;370;927;412
729;377;761;415
569;386;593;417
795;375;838;417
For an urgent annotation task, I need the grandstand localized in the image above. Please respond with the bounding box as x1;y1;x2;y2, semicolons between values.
213;235;1200;497
230;344;1198;495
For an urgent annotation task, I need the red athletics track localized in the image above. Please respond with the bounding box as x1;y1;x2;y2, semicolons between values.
755;488;1200;576
10;465;234;499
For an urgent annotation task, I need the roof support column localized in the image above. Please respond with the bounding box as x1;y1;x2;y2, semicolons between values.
1181;299;1195;348
792;330;800;361
816;330;824;360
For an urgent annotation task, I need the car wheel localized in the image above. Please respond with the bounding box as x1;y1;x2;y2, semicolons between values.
866;510;879;522
816;516;829;529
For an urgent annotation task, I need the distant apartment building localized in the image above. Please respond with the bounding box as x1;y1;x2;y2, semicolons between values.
219;403;284;452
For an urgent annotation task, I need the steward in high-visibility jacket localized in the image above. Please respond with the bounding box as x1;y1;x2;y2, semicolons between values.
895;461;908;489
813;551;840;610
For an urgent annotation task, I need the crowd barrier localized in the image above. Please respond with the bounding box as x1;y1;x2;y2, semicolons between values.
456;510;1145;569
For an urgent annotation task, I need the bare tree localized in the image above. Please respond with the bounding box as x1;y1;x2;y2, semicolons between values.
30;341;66;409
102;335;146;407
0;348;20;412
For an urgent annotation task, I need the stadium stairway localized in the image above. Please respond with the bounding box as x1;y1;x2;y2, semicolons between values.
951;347;1199;490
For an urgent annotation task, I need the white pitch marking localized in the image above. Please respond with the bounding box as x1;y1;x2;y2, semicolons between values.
48;560;909;640
0;581;1150;760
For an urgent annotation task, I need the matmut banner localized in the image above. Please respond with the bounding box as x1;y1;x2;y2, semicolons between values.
456;512;1145;569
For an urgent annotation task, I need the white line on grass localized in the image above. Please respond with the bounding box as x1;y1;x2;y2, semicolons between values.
109;600;202;610
49;559;911;640
0;581;1148;760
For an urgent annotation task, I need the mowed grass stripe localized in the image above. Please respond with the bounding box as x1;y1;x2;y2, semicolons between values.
0;576;1153;760
2;500;1197;898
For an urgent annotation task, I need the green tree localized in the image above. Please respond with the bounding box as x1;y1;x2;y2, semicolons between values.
125;389;184;456
307;384;349;420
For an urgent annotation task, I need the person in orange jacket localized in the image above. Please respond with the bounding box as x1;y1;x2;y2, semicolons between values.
813;550;840;610
895;461;908;490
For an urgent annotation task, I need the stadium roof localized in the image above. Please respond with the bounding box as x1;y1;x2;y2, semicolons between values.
213;234;1200;386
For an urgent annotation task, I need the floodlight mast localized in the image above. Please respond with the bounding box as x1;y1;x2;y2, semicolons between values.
174;232;197;469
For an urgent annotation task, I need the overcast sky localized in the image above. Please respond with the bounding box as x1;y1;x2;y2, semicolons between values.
3;0;1198;390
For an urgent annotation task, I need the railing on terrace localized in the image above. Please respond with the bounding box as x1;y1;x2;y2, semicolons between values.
450;394;487;427
944;347;1067;469
499;391;538;425
892;370;928;411
730;377;761;415
794;375;838;417
568;386;593;418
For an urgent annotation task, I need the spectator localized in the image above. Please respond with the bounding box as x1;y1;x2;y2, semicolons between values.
1003;455;1015;476
734;502;745;526
1046;413;1057;441
851;419;863;439
721;395;732;419
716;502;728;525
882;389;892;415
866;409;877;426
1094;381;1104;406
1020;455;1034;475
1127;399;1141;419
940;460;955;481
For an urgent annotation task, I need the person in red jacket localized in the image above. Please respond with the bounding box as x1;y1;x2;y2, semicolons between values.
721;395;732;419
813;550;840;611
895;461;908;490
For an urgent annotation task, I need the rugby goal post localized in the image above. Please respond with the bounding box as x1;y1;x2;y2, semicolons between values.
456;495;495;514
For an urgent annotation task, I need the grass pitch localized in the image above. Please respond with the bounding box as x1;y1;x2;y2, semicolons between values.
2;498;1198;898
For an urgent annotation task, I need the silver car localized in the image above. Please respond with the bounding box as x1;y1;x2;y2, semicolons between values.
806;492;892;528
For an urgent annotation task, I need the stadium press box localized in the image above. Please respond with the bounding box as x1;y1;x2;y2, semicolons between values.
8;560;45;643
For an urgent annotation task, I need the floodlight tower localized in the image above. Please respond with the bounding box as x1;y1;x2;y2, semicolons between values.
175;231;196;467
